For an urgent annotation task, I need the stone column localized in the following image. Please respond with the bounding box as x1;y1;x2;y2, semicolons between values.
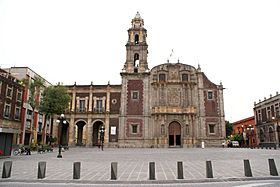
106;87;110;112
69;116;75;146
87;118;92;146
89;90;93;112
71;92;76;112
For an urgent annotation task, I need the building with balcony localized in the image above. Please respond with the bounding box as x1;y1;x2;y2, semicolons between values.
254;92;280;148
232;116;256;147
4;67;52;145
0;69;24;156
62;13;226;148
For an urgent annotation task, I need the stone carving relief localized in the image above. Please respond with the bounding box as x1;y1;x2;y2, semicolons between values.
167;87;181;106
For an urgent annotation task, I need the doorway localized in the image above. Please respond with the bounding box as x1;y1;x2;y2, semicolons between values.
169;121;181;147
76;121;86;146
92;121;104;146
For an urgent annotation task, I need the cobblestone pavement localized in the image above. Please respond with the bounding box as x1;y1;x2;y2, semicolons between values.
1;147;280;183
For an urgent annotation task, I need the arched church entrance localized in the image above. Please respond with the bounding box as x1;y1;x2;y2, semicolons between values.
75;121;86;146
169;121;181;147
92;121;104;146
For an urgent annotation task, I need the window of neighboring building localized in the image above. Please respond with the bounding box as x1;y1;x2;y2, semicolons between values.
131;91;139;100
159;74;166;82
209;124;215;134
14;107;20;120
17;90;22;102
6;86;13;98
182;74;188;81
96;99;103;113
4;104;11;118
26;120;31;129
207;91;213;100
131;124;138;134
27;109;32;120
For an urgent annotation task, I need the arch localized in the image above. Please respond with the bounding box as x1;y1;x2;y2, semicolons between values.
134;53;139;67
135;34;139;44
92;120;105;146
75;121;86;146
168;121;181;147
269;126;275;142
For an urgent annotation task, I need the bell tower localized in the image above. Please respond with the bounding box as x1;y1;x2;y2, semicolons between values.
119;12;151;147
122;12;149;73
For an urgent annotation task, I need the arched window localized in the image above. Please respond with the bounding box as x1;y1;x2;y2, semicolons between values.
134;53;139;67
135;34;139;44
260;128;265;142
269;127;275;142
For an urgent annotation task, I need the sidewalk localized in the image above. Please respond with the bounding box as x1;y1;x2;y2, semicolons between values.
1;147;280;183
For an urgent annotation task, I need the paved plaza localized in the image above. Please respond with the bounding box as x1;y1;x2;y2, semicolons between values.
1;147;280;184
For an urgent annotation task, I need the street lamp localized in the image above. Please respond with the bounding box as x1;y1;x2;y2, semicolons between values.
56;114;67;158
246;125;254;148
99;125;105;151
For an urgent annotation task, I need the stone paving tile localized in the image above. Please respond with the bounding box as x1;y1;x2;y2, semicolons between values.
1;147;280;182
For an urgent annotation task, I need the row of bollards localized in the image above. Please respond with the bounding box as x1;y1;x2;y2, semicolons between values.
2;159;279;180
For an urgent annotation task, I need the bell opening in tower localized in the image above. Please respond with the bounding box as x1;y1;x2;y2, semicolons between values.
135;34;139;44
134;53;139;73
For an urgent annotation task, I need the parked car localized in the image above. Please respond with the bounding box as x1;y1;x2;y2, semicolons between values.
231;141;240;147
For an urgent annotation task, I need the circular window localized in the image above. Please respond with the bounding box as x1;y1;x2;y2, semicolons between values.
112;99;117;104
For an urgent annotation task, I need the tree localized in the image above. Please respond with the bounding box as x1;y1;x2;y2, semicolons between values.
39;85;70;144
22;76;45;144
225;121;233;137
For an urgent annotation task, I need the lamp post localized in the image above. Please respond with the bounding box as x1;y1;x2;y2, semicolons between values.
56;114;67;158
99;125;105;151
246;125;254;148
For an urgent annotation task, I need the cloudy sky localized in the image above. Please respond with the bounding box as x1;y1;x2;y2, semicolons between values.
0;0;279;122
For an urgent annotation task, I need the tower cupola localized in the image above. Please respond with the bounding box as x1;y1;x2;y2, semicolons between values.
122;12;149;74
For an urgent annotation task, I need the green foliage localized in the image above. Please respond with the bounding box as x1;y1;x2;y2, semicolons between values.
225;121;233;137
49;136;57;144
27;76;45;110
233;134;243;142
39;85;70;116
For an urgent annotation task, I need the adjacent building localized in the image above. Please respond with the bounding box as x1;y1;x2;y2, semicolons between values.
0;69;24;156
254;92;280;148
232;116;256;147
62;12;226;148
4;67;52;145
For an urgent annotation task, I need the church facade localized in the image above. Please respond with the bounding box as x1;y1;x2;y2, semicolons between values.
62;13;226;148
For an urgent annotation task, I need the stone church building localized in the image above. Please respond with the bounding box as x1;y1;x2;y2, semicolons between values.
62;13;226;148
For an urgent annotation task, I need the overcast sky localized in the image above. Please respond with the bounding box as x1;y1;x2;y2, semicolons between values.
0;0;279;122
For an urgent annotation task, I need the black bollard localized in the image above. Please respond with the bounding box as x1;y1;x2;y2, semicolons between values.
244;159;252;177
268;159;278;176
206;160;213;178
73;162;81;179
177;161;184;179
2;161;12;178
111;162;117;180
38;161;46;179
149;162;155;180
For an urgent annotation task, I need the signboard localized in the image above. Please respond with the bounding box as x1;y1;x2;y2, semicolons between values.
111;126;116;135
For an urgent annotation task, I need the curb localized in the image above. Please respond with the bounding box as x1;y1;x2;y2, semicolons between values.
1;176;280;184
